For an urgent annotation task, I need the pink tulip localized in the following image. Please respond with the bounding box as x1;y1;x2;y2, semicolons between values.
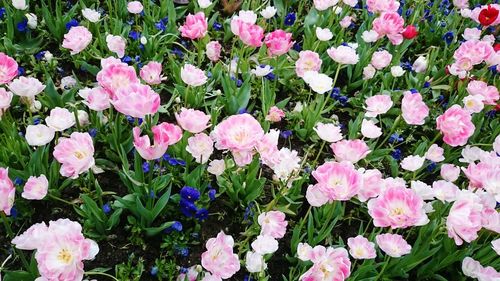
367;0;400;13
265;106;285;122
53;132;95;179
96;63;139;98
347;235;376;259
401;91;429;125
179;12;208;40
106;35;126;58
186;133;214;164
0;167;15;215
327;45;359;65
264;30;293;56
127;1;143;14
0;88;13;113
466;80;499;105
300;246;351;281
22;175;48;200
45;107;76;132
436;105;475;147
201;231;240;279
112;83;160;118
331;139;371;163
312;161;362;201
140;61;163;85
181;64;207;87
376;233;412;257
85;87;110;111
358;169;384;202
8;76;45;97
446;191;483;245
175;107;211;133
372;12;404;45
371;50;393;69
133;122;182;160
365;94;393;117
295;50;322;78
237;22;264;47
425;144;445;162
257;211;288;239
62;26;92;55
206;41;222;62
0;52;18;84
440;164;460;182
25;124;55;146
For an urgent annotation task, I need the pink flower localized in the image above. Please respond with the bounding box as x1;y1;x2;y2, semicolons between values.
12;219;98;281
436;105;475;147
306;184;329;207
365;94;393;117
206;41;222;62
347;235;376;259
186;133;214;164
358;169;384;202
45;107;76;131
462;257;500;280
313;0;337;11
62;26;92;55
230;10;257;35
255;130;280;167
466;80;499;105
175;107;211;133
84;87;110;111
181;64;207;87
176;266;199;281
201;231;240;279
251;235;278;255
96;63;139;98
446;191;483;245
340;16;353;28
22;175;48;200
361;119;382;138
295;50;322;78
53;132;95;179
410;180;435;200
312;161;362;201
127;1;143;13
0;53;18;84
372;12;405;45
207;159;225;176
368;186;429;229
25;124;55;146
257;211;288;239
237;22;264;47
265;106;285;122
0;88;13;113
133;122;182;160
463;95;484;113
432;180;459;202
8;76;45;97
0;167;15;215
453;0;469;9
492;239;500;255
440;164;460;182
453;40;494;66
300;247;351;281
376;233;412;257
106;35;126;58
111;83;160;118
400;155;425;171
367;0;400;13
140;61;163;85
401;91;429;125
211;114;264;166
425;144;445;162
179;12;208;40
245;251;267;273
327;45;359;65
371;50;393;69
330;139;370;163
264;30;293;56
314;122;343;142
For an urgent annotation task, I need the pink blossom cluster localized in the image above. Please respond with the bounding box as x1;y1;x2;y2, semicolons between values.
297;243;351;280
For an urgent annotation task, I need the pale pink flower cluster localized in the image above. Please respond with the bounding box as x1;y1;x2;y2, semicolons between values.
295;50;322;78
401;91;429;125
96;58;139;98
231;11;264;47
140;61;164;85
265;106;285;122
181;64;207;87
22;174;48;200
206;41;222;62
313;0;338;11
367;186;429;229
462;151;500;201
0;167;15;215
347;235;376;259
449;40;495;78
371;50;392;69
62;26;92;55
466;80;499;105
314;122;343;142
105;34;126;58
371;12;405;45
264;30;293;56
179;12;208;40
133;122;182;160
367;0;400;13
186;133;214;164
12;219;99;281
53;132;95;179
297;243;351;280
0;53;18;84
365;94;393;117
25;124;55;146
0;88;13;117
307;161;362;206
331;139;371;163
327;45;359;65
436;105;475;147
375;233;412;257
175;107;211;133
201;231;240;279
462;257;500;281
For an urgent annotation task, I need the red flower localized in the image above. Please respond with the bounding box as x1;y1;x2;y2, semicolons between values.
478;5;499;26
402;25;418;39
494;43;500;52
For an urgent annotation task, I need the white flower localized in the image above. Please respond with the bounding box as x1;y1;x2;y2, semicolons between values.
314;122;343;142
400;155;425;172
260;6;277;19
459;145;486;163
410;180;435;200
293;102;304;113
331;5;342;14
82;8;100;23
303;71;333;94
271;148;300;180
251;235;279;255
362;30;379;43
245;251;267;273
12;0;27;10
315;27;333;41
26;13;37;29
44;51;53;62
140;36;147;45
207;159;225;176
25;124;55;146
363;64;376;80
60;76;77;89
412;56;428;73
198;0;213;8
463;95;484;113
390;66;405;77
251;65;273;77
361;119;382;138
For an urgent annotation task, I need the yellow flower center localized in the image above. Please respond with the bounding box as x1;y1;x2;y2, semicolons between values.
57;248;73;264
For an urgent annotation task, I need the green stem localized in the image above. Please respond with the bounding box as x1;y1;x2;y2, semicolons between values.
85;271;120;281
312;141;327;167
1;212;31;272
48;193;75;205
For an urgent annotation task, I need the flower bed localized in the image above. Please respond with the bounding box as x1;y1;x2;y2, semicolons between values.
0;0;499;280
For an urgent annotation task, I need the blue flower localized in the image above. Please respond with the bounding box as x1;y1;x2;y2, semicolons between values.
488;65;498;75
391;149;403;160
17;19;28;32
409;88;418;94
142;162;150;173
164;221;183;233
162;153;171;161
180;198;197;217
338;96;349;106
121;56;133;64
195;208;209;221
88;128;98;138
443;31;454;45
179;267;188;274
280;130;292;139
176;246;189;257
10;206;18;219
102;203;111;214
208;189;216;201
486;110;496;118
33;118;41;125
0;7;6;19
180;186;200;202
389;133;404;143
401;61;413;71
284;13;296;26
243;202;254;222
293;42;302;52
129;30;140;40
244;275;255;281
423;81;431;88
35;51;46;61
426;162;436;172
149;190;156;198
330;87;341;99
405;8;413;17
17;67;25;76
161;16;169;24
238;108;248;114
171;48;184;58
265;72;275;81
155;21;166;32
213;22;222;31
65;19;79;30
150;266;158;276
14;178;24;186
